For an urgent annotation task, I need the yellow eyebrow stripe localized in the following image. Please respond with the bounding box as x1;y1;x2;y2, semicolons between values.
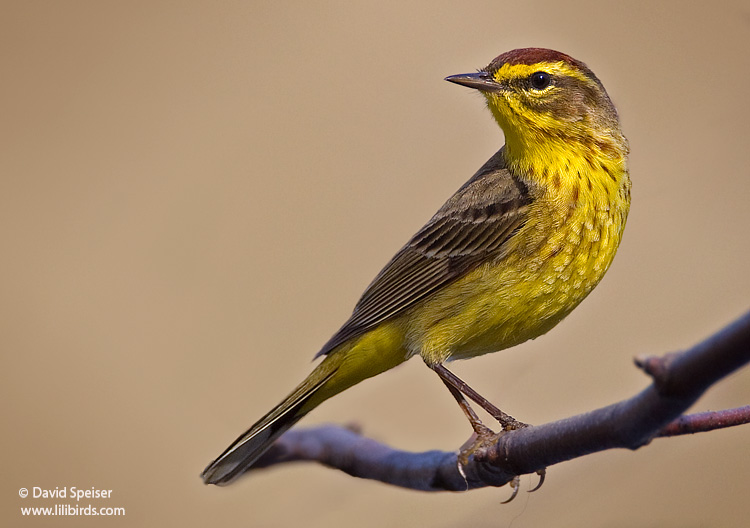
492;62;593;85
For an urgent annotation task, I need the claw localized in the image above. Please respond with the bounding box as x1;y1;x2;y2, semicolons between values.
500;475;520;504
528;468;546;493
456;457;469;491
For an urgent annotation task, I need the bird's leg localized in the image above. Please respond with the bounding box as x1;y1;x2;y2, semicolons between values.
429;361;546;501
429;362;526;431
436;374;495;437
431;366;498;489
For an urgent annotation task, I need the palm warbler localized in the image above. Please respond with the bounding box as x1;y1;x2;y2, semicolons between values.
202;48;630;485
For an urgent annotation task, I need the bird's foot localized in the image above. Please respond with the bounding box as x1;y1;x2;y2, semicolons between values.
456;423;547;503
457;422;499;468
494;414;528;432
455;424;502;490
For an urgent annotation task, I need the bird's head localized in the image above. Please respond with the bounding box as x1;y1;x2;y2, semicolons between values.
447;48;626;164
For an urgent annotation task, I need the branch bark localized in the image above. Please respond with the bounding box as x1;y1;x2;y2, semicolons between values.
241;310;750;491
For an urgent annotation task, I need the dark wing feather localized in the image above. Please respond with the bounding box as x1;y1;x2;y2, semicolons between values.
316;148;535;357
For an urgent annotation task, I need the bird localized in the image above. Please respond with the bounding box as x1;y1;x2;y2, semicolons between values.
202;48;630;486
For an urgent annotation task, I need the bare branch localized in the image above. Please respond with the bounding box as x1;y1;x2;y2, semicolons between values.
241;310;750;491
657;406;750;437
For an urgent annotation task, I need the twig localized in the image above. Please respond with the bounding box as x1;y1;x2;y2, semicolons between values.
658;406;750;437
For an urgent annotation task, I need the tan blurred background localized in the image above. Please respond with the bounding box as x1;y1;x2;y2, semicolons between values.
3;1;749;526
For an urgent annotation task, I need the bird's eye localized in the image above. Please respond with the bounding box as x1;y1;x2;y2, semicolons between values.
529;71;551;90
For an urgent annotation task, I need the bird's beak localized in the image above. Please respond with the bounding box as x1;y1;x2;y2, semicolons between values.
445;71;502;92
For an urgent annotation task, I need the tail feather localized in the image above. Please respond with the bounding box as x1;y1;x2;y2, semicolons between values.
203;324;408;485
201;367;336;485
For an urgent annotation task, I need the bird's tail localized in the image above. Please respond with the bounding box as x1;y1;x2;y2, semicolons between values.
201;355;341;485
201;327;407;485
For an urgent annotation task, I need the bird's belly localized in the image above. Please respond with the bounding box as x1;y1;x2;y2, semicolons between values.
409;208;623;364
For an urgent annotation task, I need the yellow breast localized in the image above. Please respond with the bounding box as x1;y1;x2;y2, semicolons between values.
409;147;630;364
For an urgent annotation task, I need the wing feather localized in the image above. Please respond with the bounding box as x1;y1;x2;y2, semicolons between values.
316;148;535;357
